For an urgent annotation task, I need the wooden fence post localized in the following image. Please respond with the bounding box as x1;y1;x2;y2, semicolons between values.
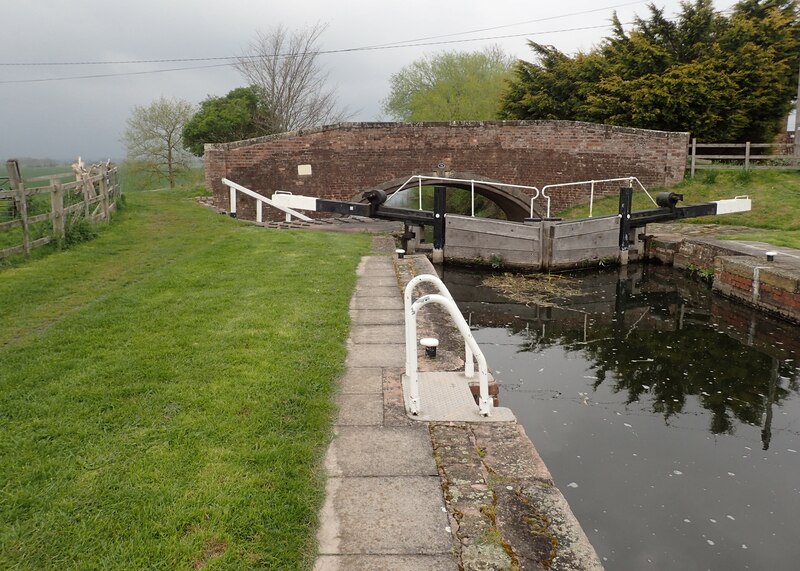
6;159;22;189
82;175;91;220
16;183;30;255
691;138;697;177
745;141;751;170
51;181;65;243
99;174;110;222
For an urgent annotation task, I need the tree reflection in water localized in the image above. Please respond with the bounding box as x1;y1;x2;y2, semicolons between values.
445;264;800;448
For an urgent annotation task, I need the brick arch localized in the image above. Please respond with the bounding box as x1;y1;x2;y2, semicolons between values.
205;121;688;223
354;172;537;221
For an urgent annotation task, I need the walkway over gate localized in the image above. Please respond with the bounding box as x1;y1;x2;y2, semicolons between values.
205;121;688;223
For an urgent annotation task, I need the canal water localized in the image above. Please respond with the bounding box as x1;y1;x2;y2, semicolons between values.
441;264;800;571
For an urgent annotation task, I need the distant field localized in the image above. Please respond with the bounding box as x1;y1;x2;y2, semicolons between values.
120;164;205;193
1;162;204;193
2;164;74;188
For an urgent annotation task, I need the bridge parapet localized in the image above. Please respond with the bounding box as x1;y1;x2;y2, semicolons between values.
205;121;688;222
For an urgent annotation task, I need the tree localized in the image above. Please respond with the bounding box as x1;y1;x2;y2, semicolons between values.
123;97;195;188
500;0;800;143
235;23;348;133
182;87;273;156
382;46;515;121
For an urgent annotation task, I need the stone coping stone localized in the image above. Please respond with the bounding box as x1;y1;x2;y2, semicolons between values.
715;255;800;291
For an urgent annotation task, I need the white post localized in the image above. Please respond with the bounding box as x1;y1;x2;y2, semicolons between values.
404;274;473;379
229;186;236;217
795;56;800;163
471;180;475;217
589;181;595;218
418;178;423;211
409;294;492;416
406;300;420;413
256;200;263;223
404;276;485;415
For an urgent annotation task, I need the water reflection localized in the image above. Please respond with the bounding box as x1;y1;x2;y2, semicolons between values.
445;265;800;447
442;264;800;570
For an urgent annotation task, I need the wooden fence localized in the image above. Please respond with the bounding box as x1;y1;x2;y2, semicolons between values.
689;138;799;176
0;159;121;259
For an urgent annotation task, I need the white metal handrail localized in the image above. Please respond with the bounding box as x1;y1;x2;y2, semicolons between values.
222;178;313;223
532;176;656;219
390;175;540;218
404;274;474;379
404;275;491;416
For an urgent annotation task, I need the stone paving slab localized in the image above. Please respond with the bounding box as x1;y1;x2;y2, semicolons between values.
314;554;458;571
353;285;403;298
349;324;405;345
345;343;405;368
356;276;401;288
350;296;404;311
350;309;403;325
336;393;383;426
317;476;452;555
325;426;438;477
362;257;395;267
339;367;382;394
358;267;397;278
359;267;397;277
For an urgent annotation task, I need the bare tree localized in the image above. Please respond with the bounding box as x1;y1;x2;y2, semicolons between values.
235;23;349;133
122;96;195;188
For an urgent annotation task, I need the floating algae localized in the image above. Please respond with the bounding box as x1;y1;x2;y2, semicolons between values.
482;272;581;306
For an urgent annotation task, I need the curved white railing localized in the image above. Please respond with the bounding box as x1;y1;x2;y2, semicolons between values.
531;176;656;219
390;175;540;217
404;274;474;378
404;274;491;416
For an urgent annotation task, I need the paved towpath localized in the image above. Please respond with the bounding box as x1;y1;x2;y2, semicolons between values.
314;234;603;570
313;251;458;570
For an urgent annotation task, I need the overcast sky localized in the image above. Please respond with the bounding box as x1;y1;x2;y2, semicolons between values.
2;0;739;161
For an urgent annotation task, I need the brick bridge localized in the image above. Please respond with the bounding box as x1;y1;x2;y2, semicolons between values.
205;121;688;222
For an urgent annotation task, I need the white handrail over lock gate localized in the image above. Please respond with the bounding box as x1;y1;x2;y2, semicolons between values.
404;274;492;416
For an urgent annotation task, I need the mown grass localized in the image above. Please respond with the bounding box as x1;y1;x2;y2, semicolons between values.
0;188;371;569
0;160;194;262
558;170;800;248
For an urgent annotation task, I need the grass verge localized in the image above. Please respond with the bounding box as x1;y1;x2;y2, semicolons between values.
0;189;370;569
558;170;800;248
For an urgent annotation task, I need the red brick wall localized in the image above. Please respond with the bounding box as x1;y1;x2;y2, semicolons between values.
205;121;688;221
714;259;800;325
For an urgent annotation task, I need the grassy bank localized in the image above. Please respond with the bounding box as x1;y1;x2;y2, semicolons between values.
559;170;800;248
0;189;370;569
